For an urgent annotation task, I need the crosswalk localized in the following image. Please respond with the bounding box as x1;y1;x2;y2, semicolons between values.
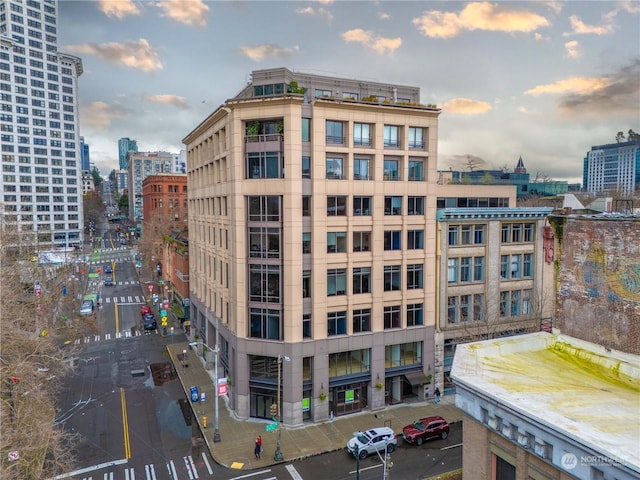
101;295;146;304
90;280;141;287
72;329;158;344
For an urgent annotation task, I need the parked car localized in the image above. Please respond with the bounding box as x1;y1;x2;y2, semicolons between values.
402;416;450;446
140;304;152;316
80;300;94;315
104;275;113;286
346;427;397;459
143;313;157;331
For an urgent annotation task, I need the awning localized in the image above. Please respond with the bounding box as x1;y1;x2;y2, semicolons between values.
404;372;431;386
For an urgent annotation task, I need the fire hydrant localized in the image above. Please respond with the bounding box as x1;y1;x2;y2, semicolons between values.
203;416;207;429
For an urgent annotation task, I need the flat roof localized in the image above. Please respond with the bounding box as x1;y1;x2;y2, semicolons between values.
451;332;640;470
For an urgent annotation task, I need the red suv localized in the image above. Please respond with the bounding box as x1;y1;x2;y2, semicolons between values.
140;305;152;316
402;416;449;446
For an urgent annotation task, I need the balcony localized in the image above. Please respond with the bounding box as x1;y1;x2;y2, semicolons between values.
245;133;283;154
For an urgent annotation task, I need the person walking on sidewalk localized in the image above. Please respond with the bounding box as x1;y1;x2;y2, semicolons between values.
434;386;441;404
254;436;262;459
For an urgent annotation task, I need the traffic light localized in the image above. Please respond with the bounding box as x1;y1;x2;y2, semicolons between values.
270;403;278;418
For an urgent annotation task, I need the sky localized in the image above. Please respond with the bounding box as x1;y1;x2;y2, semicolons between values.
57;1;640;184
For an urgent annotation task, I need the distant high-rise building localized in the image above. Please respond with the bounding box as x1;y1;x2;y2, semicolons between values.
80;136;90;171
583;141;640;195
127;151;179;221
118;137;138;170
0;0;84;250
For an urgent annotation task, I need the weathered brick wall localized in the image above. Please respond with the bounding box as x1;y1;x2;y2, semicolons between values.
555;217;640;355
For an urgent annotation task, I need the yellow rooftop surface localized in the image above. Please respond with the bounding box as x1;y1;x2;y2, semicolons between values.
452;332;640;469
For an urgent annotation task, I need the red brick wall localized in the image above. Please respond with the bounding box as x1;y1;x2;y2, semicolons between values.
555;217;640;355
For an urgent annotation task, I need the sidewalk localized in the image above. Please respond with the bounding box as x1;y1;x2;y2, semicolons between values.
166;341;462;470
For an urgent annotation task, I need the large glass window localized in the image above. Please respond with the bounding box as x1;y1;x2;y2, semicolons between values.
353;267;371;294
326;120;344;144
408;158;423;181
407;230;424;249
384;265;401;291
383;158;399;180
302;196;311;216
407;303;423;326
327;196;347;216
474;256;485;281
302;118;311;142
385;342;422;368
408;127;424;149
407;264;424;289
302;232;311;254
408;196;424;215
353;309;371;333
460;257;471;282
354;157;370;180
302;155;311;178
448;258;459;283
327;231;347;253
502;223;535;244
249;264;280;303
384;305;401;329
327;268;347;296
501;254;524;280
353;196;372;215
327;311;347;336
248;227;280;258
383;125;399;147
353;123;371;146
523;253;533;277
250;308;281;340
248;196;281;222
326;156;344;179
303;313;311;338
384;230;401;250
384;196;402;215
303;270;311;298
329;349;370;377
353;231;371;252
247;151;281;179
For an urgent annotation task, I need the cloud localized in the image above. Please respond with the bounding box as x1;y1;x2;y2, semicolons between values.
80;101;128;131
412;2;549;39
239;44;300;61
145;94;190;110
563;14;615;36
564;40;581;59
66;39;163;73
98;0;140;19
341;29;402;55
378;12;392;21
524;76;610;96
155;0;209;28
295;6;333;22
442;98;492;114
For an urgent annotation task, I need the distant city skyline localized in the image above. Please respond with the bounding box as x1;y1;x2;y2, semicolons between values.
58;1;640;183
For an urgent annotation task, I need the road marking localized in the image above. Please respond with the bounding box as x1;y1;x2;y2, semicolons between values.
103;471;113;480
441;442;463;450
52;459;128;479
349;464;382;474
285;464;303;480
167;460;178;479
120;387;131;459
124;467;135;480
145;463;156;480
201;452;213;475
229;470;272;480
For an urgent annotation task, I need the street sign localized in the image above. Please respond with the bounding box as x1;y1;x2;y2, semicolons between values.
265;422;278;432
190;386;199;402
148;285;153;292
218;378;228;396
161;316;168;327
160;309;167;317
34;281;41;297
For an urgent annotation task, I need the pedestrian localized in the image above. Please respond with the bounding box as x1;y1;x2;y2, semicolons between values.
254;437;262;459
434;386;441;404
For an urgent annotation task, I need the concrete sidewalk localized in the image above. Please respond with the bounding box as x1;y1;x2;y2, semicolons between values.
166;341;462;470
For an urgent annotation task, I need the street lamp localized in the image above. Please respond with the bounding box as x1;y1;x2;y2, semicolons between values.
189;341;221;443
273;354;290;462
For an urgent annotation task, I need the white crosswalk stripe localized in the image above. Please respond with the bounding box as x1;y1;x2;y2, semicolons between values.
144;463;156;480
167;460;178;479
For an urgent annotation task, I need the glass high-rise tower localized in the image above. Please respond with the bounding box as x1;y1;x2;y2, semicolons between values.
0;0;84;251
118;137;137;170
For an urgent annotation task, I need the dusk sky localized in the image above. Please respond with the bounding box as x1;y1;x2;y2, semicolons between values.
58;1;640;184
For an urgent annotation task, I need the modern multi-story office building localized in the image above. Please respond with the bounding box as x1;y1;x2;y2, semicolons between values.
184;67;440;425
583;140;640;195
126;150;182;222
118;137;137;170
0;0;84;251
80;135;89;171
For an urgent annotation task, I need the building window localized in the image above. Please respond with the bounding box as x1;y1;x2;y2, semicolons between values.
303;270;311;298
248;227;281;258
303;313;311;338
353;123;371;147
302;155;311;178
353;267;371;294
302;232;311;254
327;195;347;216
315;88;331;98
248;196;281;222
448;258;459;283
501;254;526;280
448;226;459;246
354;157;370;180
326;120;344;144
302;118;311;142
249;264;280;303
383;125;400;147
502;222;535;244
408;158;424;181
460;257;471;282
408;127;424;149
302;195;311;216
447;296;458;324
327;268;347;296
250;308;281;340
327;231;347;253
407;264;423;289
408;196;424;215
384;265;401;291
449;224;486;245
474;225;485;244
385;342;421;367
329;349;371;376
407;229;424;249
328;311;347;336
247;151;281;179
474;256;485;281
384;305;401;329
524;223;534;242
353;231;371;252
384;230;401;250
523;253;533;277
353;196;371;215
326;156;344;179
500;290;531;318
353;308;371;333
383;158;399;180
461;225;472;245
384;196;402;215
474;294;485;322
407;303;424;326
